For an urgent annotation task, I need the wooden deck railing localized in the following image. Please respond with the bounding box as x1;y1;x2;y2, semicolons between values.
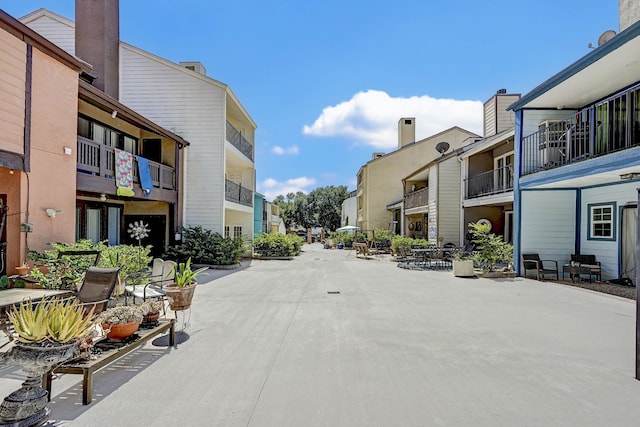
77;136;176;191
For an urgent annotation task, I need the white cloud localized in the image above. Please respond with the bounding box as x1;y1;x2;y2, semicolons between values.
258;176;316;200
272;145;300;155
303;90;483;149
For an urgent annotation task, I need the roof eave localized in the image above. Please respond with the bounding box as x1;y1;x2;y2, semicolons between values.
508;19;640;111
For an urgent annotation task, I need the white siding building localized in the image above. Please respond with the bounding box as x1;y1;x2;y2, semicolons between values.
20;8;257;240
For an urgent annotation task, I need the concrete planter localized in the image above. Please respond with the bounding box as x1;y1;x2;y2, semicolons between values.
477;271;517;279
452;260;475;277
0;342;79;426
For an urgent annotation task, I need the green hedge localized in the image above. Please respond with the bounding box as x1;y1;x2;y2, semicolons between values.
328;231;367;248
253;233;304;257
391;235;429;255
165;225;245;265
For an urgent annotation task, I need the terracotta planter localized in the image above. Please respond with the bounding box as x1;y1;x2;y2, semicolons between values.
143;311;160;323
102;320;141;340
15;266;30;276
24;282;43;289
164;283;196;311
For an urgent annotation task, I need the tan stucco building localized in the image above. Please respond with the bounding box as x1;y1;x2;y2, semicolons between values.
356;119;479;233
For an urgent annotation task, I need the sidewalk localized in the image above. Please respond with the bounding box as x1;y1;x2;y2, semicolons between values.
2;243;640;426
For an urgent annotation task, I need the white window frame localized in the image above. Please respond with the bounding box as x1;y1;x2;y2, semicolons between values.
588;202;616;240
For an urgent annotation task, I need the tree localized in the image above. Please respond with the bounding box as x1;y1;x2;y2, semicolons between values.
308;186;348;231
272;185;348;231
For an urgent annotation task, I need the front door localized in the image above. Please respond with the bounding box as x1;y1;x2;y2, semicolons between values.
124;215;166;257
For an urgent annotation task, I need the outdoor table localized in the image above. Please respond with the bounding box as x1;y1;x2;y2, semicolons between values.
411;248;454;269
562;264;595;283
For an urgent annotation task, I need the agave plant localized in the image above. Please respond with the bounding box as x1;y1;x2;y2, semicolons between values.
8;298;96;344
172;258;208;288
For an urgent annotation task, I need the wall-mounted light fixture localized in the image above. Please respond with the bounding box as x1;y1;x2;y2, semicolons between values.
9;169;14;175
100;194;107;202
111;110;118;118
45;208;63;218
20;223;34;232
63;146;73;155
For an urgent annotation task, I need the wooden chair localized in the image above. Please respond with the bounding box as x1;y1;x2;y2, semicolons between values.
522;253;558;281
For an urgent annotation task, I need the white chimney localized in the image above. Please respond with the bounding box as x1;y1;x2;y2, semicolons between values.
620;0;640;31
398;118;415;148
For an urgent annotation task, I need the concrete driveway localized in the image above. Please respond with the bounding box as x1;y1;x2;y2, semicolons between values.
2;243;640;426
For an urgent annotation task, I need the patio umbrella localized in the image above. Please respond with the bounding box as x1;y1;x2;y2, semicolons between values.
336;225;361;232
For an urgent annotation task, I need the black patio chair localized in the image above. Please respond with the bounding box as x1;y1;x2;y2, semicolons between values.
522;253;558;281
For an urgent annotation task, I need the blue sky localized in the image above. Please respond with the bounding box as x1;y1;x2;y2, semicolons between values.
1;1;620;199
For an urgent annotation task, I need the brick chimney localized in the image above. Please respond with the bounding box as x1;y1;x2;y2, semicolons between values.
75;0;120;99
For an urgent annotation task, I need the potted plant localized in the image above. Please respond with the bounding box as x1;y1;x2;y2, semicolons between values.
15;262;30;276
164;258;207;311
451;247;475;277
140;300;164;324
98;304;145;340
0;298;96;426
467;222;515;278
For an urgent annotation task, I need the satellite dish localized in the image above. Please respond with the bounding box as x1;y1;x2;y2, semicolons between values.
435;141;450;155
477;218;492;232
597;30;617;46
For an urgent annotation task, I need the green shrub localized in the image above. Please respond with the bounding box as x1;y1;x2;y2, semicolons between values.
253;233;304;257
372;229;393;250
467;222;513;272
391;235;429;255
98;244;153;287
28;240;108;289
165;225;244;265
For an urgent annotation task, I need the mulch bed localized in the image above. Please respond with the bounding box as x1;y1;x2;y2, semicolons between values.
555;279;637;300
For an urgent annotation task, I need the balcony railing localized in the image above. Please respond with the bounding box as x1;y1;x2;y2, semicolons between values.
226;121;254;161
404;187;429;209
465;165;513;199
522;84;640;176
77;136;176;190
225;179;253;207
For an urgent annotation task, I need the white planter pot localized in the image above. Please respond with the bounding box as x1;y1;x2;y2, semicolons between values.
453;260;475;277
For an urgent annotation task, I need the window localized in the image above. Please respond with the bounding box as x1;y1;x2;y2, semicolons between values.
77;116;138;154
224;226;242;239
588;203;616;240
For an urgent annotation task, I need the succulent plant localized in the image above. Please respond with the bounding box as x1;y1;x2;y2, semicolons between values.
8;298;96;344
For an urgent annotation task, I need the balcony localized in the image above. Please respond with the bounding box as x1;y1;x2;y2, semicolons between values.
522;84;640;176
77;136;176;191
226;121;254;161
225;179;253;207
404;187;429;210
465;165;513;199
